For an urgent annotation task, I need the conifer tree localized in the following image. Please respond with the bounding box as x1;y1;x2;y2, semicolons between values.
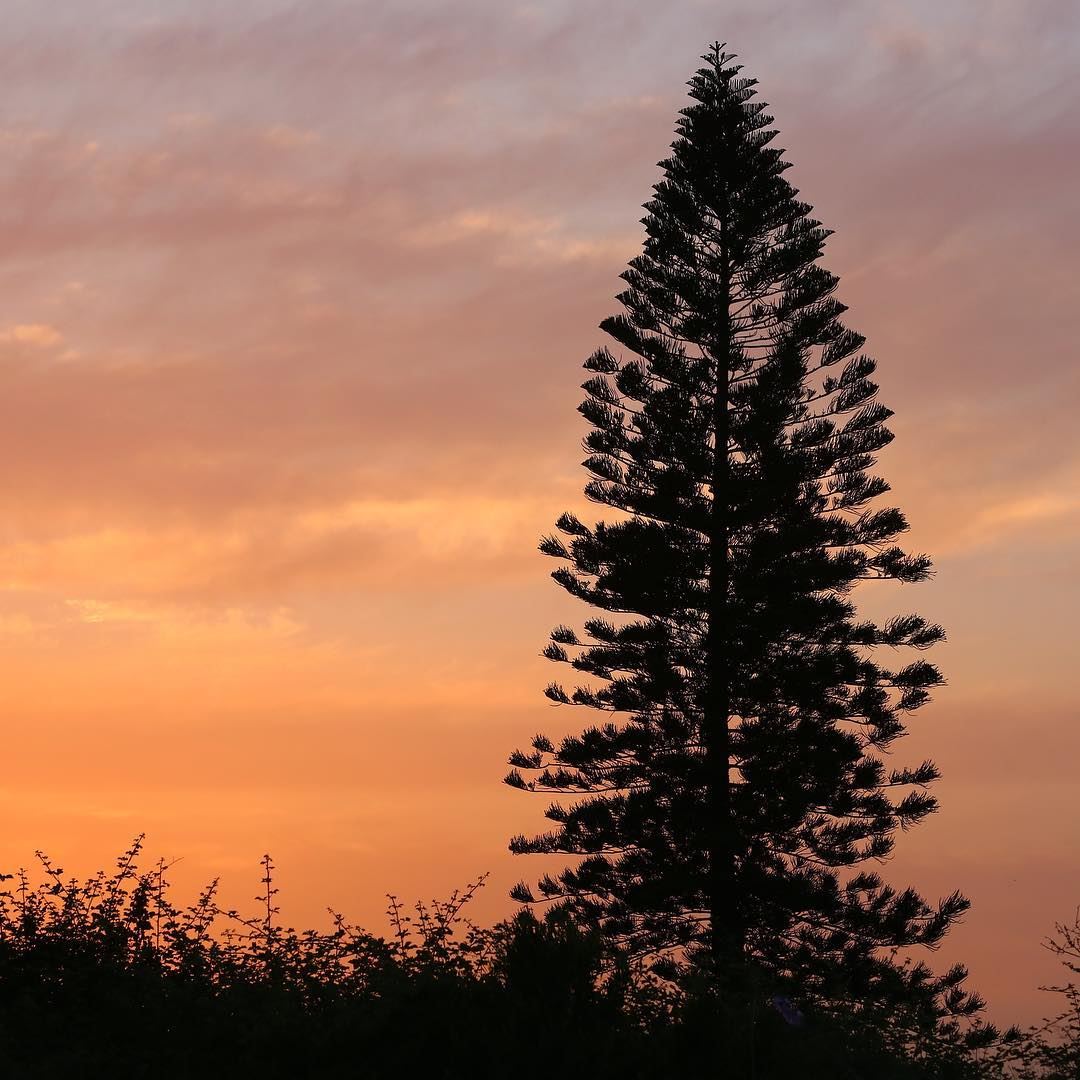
507;45;971;1005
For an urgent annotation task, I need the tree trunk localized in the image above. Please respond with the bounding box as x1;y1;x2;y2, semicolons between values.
705;221;740;976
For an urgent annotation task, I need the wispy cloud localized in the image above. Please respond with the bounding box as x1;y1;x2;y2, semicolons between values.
0;323;64;346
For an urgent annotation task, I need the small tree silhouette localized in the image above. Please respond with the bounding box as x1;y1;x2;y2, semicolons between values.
1012;909;1080;1078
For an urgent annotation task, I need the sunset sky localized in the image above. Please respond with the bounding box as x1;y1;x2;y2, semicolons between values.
1;0;1077;1025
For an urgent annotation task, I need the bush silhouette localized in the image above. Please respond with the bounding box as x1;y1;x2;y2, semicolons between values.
0;838;1024;1078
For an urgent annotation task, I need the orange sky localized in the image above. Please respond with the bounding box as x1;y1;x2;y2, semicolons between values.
1;0;1077;1026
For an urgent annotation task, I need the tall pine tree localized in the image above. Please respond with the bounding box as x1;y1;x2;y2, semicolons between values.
507;45;970;1006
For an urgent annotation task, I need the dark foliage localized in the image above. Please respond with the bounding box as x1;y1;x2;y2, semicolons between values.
0;841;1020;1079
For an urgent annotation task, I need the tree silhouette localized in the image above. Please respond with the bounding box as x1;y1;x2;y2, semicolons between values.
1017;909;1080;1078
507;44;970;1006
